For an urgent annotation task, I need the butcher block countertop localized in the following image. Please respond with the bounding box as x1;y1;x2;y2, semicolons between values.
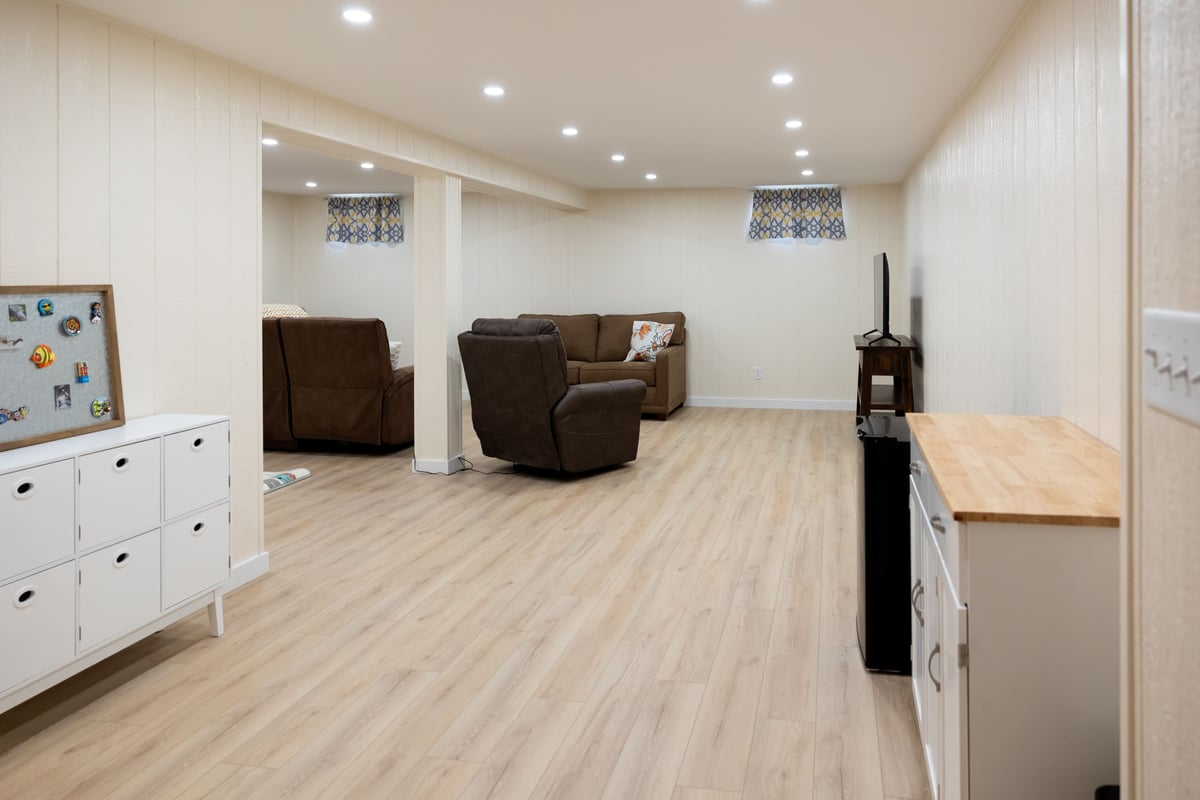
906;413;1120;527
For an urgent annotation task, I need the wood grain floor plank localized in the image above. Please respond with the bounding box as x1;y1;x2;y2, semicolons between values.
458;698;582;800
742;717;816;800
676;608;773;793
600;680;706;800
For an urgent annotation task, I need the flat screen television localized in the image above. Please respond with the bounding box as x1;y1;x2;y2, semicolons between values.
866;252;898;344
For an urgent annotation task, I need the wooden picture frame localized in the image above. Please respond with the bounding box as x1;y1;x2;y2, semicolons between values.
0;285;125;452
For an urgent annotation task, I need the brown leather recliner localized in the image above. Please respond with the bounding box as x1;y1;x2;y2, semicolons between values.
458;318;646;473
262;318;298;450
276;317;414;447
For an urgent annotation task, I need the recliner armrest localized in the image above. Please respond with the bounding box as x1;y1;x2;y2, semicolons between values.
551;380;646;472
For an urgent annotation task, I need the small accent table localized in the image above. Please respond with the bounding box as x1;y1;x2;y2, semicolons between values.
854;334;916;418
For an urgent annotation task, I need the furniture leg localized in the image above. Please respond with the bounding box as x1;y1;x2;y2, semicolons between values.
208;594;225;637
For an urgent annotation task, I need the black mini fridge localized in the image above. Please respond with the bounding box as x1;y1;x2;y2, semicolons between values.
855;414;911;673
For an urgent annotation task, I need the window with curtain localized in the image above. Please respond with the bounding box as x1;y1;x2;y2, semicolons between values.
326;195;404;246
747;186;846;241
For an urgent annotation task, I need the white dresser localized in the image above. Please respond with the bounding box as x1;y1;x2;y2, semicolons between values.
0;414;230;713
906;414;1120;800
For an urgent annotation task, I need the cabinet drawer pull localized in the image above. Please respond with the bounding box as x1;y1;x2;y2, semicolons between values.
910;579;925;626
13;586;37;609
192;521;206;536
930;514;947;533
191;437;206;452
909;461;925;476
929;643;942;692
113;455;131;472
12;479;36;500
113;551;132;568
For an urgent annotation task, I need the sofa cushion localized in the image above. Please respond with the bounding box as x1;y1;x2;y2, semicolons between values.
566;360;584;385
519;313;599;362
579;360;656;387
597;312;685;361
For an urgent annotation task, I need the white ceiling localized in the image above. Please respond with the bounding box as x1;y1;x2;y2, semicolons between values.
73;0;1028;190
262;141;415;196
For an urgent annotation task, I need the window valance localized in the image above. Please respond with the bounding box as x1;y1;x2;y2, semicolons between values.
326;195;404;245
748;187;846;241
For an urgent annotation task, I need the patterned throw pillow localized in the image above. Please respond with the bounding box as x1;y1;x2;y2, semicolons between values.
625;320;676;362
261;303;309;319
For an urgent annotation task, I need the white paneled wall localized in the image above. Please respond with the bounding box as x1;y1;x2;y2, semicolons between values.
0;0;592;561
263;194;415;364
464;185;905;406
904;0;1123;447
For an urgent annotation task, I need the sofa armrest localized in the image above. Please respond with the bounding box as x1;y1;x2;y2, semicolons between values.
654;343;687;415
551;380;646;472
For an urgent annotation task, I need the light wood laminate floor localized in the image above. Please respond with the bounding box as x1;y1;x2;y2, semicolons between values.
0;407;929;800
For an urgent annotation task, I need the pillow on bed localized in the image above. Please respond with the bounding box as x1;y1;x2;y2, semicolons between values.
625;320;675;362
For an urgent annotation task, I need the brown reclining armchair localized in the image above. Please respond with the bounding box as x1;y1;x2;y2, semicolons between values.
458;318;646;473
273;317;415;447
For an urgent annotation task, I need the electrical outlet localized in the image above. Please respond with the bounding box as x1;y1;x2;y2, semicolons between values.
1142;308;1200;426
753;366;764;381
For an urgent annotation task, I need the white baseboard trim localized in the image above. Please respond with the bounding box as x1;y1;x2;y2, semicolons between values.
224;551;270;594
685;396;856;411
413;456;467;475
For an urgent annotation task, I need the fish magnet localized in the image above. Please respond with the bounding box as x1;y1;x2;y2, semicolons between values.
30;344;55;369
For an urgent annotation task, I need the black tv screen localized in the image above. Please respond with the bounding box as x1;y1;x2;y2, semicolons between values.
874;252;890;338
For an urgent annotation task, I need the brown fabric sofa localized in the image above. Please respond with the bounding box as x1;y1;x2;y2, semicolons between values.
458;318;646;473
262;317;415;449
517;312;686;419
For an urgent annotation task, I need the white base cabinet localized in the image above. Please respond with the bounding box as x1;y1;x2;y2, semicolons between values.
908;424;1119;800
0;414;231;713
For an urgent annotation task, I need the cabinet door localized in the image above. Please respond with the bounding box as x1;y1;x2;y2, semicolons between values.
923;526;944;800
940;570;969;800
78;440;161;551
78;530;161;651
162;502;229;609
0;563;76;693
909;481;927;731
0;459;74;583
163;422;229;520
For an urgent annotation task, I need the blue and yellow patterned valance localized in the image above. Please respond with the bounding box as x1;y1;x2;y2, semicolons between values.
326;195;404;245
747;187;846;241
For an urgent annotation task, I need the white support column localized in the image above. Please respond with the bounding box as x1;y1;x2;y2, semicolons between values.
412;173;464;474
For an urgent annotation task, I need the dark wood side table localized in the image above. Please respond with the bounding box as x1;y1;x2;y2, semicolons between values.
854;334;916;418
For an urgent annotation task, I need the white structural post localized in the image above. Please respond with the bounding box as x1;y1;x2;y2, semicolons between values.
412;173;464;474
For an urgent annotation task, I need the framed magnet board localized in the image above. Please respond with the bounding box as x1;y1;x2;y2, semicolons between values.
0;285;125;452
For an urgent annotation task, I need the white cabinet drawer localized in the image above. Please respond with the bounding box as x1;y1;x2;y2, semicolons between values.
162;502;229;609
78;530;161;652
0;563;76;693
0;459;75;582
78;440;161;551
163;422;229;520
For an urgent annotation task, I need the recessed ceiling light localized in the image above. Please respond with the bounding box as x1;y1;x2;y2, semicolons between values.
361;162;374;170
483;85;505;97
771;73;794;86
645;173;657;181
305;181;317;188
611;154;625;162
785;119;803;129
261;137;278;146
342;8;372;24
562;126;579;137
795;149;810;158
801;169;814;177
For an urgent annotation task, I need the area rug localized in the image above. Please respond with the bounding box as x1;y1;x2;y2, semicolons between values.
262;468;312;495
